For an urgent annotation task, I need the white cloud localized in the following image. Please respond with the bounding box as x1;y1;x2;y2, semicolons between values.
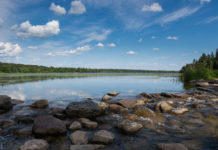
167;36;179;40
153;48;159;51
69;1;86;15
0;18;3;26
200;0;211;4
108;43;116;47
201;16;218;24
138;38;143;43
28;46;38;49
49;3;66;15
152;36;156;39
142;3;163;12
33;58;40;62
47;45;91;56
126;50;136;55
16;20;60;38
10;24;18;31
96;42;104;47
0;41;22;57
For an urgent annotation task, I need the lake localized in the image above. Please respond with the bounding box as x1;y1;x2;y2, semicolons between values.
0;73;187;103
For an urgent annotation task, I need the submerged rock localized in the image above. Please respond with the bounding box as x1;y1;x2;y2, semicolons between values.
0;119;16;128
20;139;49;150
70;145;105;150
117;119;143;134
102;94;112;101
69;130;88;145
0;95;13;114
107;92;120;97
33;115;67;136
66;101;104;118
157;143;188;150
30;99;48;109
92;130;115;144
14;127;32;138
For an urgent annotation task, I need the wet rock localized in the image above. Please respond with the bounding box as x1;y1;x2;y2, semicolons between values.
117;99;145;109
66;101;104;118
172;107;189;115
69;130;88;145
11;99;24;105
155;101;173;113
87;97;94;100
102;94;112;101
157;143;188;150
33;115;67;136
197;87;214;92
109;104;125;113
134;107;155;118
69;121;82;131
160;93;173;98
92;130;115;144
20;139;49;150
196;82;209;87
191;103;206;108
107;92;120;97
182;140;203;150
140;92;152;99
80;118;98;129
122;138;150;150
172;93;191;99
0;128;3;135
0;119;16;128
30;100;48;109
14;127;32;138
98;102;109;110
70;145;105;150
15;108;36;123
117;119;143;134
0;95;13;114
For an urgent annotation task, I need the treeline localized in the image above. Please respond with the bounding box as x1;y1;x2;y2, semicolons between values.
181;49;218;81
0;62;177;73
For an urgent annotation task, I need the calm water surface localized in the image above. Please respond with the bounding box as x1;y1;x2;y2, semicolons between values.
0;73;186;102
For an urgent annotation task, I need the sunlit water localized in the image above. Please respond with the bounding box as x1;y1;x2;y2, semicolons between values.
0;73;185;102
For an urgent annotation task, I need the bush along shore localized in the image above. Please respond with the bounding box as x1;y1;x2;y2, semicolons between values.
0;81;218;150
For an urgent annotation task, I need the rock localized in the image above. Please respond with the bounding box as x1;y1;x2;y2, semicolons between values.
102;94;112;101
117;120;143;134
20;139;49;150
0;119;16;128
157;143;188;150
140;92;152;99
117;99;145;109
155;101;173;113
122;138;150;150
98;102;109;110
0;128;3;135
69;130;88;145
160;93;173;98
11;99;24;105
172;107;189;115
70;145;105;150
30;100;48;109
66;101;104;118
69;121;82;131
134;107;155;118
50;107;66;120
197;87;214;92
195;82;209;87
109;104;125;113
92;130;115;144
14;127;32;138
107;92;120;97
0;95;13;114
87;97;94;100
172;93;191;99
80;118;98;129
33;115;67;136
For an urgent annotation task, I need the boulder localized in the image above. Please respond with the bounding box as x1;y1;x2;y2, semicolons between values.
107;92;120;97
69;130;88;145
66;101;104;118
32;115;67;136
92;130;115;144
117;120;143;134
117;99;145;109
69;121;82;131
109;104;125;113
134;107;155;118
102;94;112;101
155;101;173;113
157;143;188;150
70;145;105;150
30;100;48;109
20;139;49;150
172;108;189;115
0;95;13;114
80;118;98;129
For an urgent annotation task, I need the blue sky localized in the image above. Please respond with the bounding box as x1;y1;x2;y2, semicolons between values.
0;0;218;70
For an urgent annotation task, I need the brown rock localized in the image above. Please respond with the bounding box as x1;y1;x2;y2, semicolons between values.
107;92;120;97
70;145;105;150
155;101;173;113
30;100;48;109
92;130;115;144
80;118;98;129
157;143;188;150
69;121;82;131
20;139;49;150
117;120;143;134
102;94;112;101
69;130;88;145
134;107;155;118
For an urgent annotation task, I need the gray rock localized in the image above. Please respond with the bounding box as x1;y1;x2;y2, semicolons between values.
0;128;3;135
92;130;114;144
0;119;16;128
14;127;32;138
20;139;49;150
69;121;82;131
69;130;88;145
33;115;67;136
157;143;188;150
0;95;13;114
117;99;145;109
30;100;48;109
102;94;112;101
117;120;143;134
66;101;104;118
70;145;105;150
80;118;98;129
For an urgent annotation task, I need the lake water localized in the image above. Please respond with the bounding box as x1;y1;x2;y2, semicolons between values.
0;73;186;103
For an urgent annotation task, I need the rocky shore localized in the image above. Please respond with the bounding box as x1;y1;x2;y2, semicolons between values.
0;80;217;150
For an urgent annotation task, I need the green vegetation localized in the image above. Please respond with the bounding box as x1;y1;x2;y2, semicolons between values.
181;49;218;82
0;62;177;73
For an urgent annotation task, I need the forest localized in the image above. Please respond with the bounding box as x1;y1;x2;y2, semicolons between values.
181;49;218;81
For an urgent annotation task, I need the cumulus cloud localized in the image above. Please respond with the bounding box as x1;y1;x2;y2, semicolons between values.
69;1;86;15
142;3;163;12
153;48;159;51
96;42;104;47
0;41;22;57
167;36;178;40
108;43;116;47
126;50;136;55
16;20;60;38
47;45;91;56
49;3;66;15
0;18;3;26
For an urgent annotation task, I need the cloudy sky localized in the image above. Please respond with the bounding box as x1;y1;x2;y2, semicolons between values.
0;0;217;70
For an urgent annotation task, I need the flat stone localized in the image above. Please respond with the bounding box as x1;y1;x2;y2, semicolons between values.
117;99;144;109
196;82;209;87
107;92;120;97
157;143;188;150
20;139;49;150
30;100;48;109
117;119;143;134
70;145;105;150
92;130;115;144
102;94;112;101
69;121;82;131
172;108;189;115
69;130;88;145
80;118;98;129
